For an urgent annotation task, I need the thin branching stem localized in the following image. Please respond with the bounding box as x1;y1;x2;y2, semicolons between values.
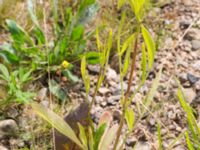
113;33;139;150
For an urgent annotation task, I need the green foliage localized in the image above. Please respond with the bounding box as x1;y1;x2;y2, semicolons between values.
31;102;86;149
0;64;34;104
177;86;200;148
125;108;135;132
1;0;99;68
141;25;156;70
157;122;163;150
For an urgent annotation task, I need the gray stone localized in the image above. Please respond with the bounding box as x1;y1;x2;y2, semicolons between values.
126;137;137;147
87;65;100;74
187;73;199;84
134;142;151;150
36;87;47;101
107;95;121;105
195;80;200;91
192;61;200;71
100;101;107;107
95;96;103;103
178;73;187;83
183;88;196;104
0;145;8;150
98;87;110;95
112;109;121;121
191;40;200;50
185;28;200;41
0;119;18;139
106;68;117;81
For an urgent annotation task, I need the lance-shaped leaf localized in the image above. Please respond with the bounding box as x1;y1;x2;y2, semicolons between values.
31;102;85;150
141;25;155;70
0;64;10;82
125;108;135;132
81;56;90;96
141;42;147;81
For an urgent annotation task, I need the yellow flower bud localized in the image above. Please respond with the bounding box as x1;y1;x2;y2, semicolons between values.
62;60;69;69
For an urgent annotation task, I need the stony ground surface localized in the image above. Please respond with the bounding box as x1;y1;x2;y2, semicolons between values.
1;0;200;150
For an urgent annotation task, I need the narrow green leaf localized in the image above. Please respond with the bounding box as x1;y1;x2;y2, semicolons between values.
81;56;86;80
0;64;10;82
78;123;88;147
88;127;94;150
157;122;163;150
96;28;102;51
81;56;90;96
141;68;161;117
122;47;131;77
185;131;195;150
125;108;135;132
141;25;155;70
71;25;84;41
118;0;126;9
85;51;101;65
141;43;147;81
177;86;200;142
120;34;135;56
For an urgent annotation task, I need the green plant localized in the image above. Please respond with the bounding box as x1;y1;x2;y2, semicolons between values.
177;85;200;149
0;0;99;71
0;64;34;105
30;0;158;149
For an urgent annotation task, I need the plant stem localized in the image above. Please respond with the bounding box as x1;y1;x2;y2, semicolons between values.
113;34;138;150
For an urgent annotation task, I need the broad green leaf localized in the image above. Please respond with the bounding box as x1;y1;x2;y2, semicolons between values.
31;102;85;149
125;108;135;131
19;69;32;83
120;34;135;56
118;0;126;9
62;70;79;83
85;51;101;65
94;123;107;150
33;27;46;45
6;20;33;46
78;123;88;147
141;25;155;70
141;43;147;81
0;64;10;82
71;25;84;41
0;50;19;64
98;124;119;150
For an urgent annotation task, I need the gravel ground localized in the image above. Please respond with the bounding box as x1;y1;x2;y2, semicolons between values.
1;0;200;149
